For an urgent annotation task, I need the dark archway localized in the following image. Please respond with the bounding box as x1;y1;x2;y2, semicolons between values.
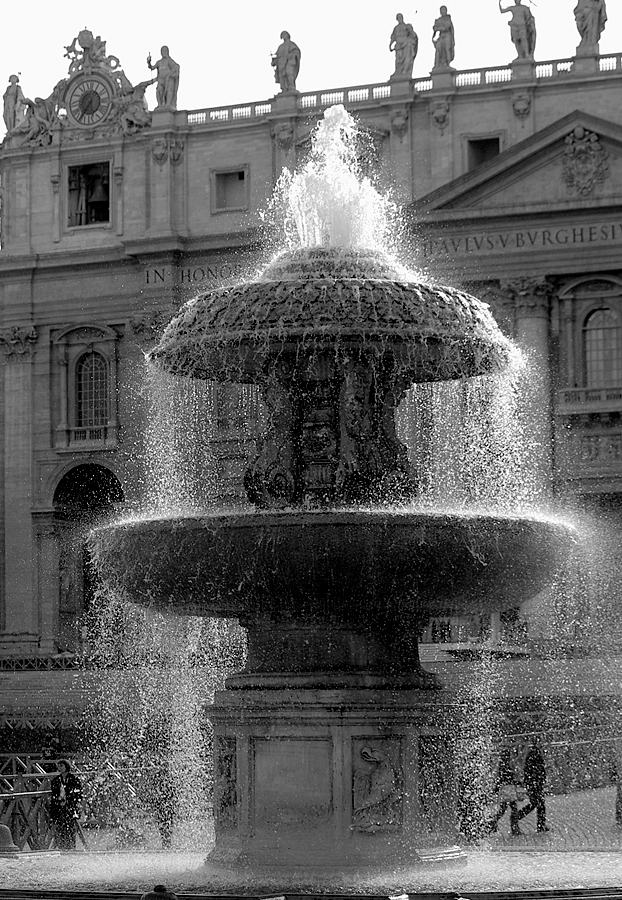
53;464;124;651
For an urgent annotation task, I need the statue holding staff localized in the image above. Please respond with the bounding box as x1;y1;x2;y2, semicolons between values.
499;0;536;60
389;13;419;80
272;32;301;93
147;46;180;109
432;6;455;70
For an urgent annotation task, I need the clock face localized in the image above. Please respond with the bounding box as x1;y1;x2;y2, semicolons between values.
65;75;114;127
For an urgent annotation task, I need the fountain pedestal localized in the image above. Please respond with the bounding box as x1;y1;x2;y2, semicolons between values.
208;687;463;869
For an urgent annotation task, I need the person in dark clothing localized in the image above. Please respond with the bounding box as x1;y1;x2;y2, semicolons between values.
140;886;179;900
517;739;549;832
488;747;522;836
49;759;83;850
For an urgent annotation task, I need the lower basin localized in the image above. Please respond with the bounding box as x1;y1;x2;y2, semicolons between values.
91;508;576;624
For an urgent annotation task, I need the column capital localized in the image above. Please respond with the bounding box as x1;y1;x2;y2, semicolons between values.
501;277;554;318
0;325;38;363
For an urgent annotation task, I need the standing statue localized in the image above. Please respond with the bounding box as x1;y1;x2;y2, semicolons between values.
3;75;27;132
272;31;301;93
147;46;180;109
389;13;419;80
499;0;536;60
574;0;607;52
432;6;455;70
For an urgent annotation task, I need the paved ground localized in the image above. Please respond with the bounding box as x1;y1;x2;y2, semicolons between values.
480;785;622;850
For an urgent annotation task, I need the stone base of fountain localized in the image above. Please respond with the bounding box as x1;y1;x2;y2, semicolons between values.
207;687;466;871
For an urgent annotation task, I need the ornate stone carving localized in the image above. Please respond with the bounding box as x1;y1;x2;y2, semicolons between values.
147;47;180;109
512;90;531;121
430;98;450;133
502;277;553;317
169;139;184;166
64;29;121;76
152;139;168;167
562;127;609;196
352;740;403;833
271;121;294;151
390;108;409;138
0;325;38;361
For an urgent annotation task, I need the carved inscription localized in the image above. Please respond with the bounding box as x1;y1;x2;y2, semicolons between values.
144;262;245;287
421;222;622;258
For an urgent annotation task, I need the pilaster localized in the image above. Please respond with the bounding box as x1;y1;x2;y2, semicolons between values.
503;277;554;497
0;325;38;650
33;510;59;655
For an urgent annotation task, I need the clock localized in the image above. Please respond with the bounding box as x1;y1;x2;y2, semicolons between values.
65;74;114;128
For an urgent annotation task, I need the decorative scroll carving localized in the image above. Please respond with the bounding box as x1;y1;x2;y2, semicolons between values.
351;740;403;833
562;127;609;197
152;139;168;167
214;737;237;830
169;139;184;166
0;325;37;361
151;137;184;167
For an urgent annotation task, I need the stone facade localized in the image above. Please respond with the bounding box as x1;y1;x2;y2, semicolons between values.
1;35;622;660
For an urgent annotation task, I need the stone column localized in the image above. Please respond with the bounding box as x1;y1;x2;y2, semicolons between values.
503;277;554;499
0;325;38;652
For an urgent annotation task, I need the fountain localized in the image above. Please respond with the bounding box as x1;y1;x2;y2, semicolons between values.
91;106;576;884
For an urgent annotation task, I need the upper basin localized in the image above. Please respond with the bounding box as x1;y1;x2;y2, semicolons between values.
150;248;513;384
91;508;576;625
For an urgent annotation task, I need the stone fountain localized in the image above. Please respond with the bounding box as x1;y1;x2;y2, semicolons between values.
91;107;575;879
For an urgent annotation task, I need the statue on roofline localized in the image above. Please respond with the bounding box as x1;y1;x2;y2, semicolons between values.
499;0;536;61
389;13;418;80
574;0;607;53
147;46;180;109
432;6;455;70
272;31;301;93
3;75;27;132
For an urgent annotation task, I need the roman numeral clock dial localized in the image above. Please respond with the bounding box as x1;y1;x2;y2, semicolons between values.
65;75;113;127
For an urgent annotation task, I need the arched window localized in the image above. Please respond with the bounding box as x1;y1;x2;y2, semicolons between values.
583;308;622;387
75;352;109;428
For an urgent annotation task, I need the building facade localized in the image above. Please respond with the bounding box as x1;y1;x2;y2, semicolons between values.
1;27;622;667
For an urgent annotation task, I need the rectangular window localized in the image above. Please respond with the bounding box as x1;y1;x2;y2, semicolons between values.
67;162;110;227
212;168;248;213
467;138;500;171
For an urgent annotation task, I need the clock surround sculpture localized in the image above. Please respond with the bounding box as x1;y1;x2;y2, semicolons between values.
92;104;575;877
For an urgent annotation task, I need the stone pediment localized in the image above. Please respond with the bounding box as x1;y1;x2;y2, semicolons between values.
416;111;622;215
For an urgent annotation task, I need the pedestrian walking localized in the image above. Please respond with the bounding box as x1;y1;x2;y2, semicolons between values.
517;738;549;833
488;747;522;836
49;759;83;850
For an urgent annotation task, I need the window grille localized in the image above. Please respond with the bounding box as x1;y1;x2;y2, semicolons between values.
76;352;108;427
583;308;622;387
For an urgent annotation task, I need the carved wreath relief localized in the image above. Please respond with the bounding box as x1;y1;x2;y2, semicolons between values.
562;126;609;196
351;739;403;833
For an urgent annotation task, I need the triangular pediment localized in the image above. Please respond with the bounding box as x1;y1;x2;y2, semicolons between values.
414;111;622;216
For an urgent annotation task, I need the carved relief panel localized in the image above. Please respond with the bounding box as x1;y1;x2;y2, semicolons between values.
351;737;403;833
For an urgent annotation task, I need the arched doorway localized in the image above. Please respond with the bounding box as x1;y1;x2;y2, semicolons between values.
53;464;124;651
